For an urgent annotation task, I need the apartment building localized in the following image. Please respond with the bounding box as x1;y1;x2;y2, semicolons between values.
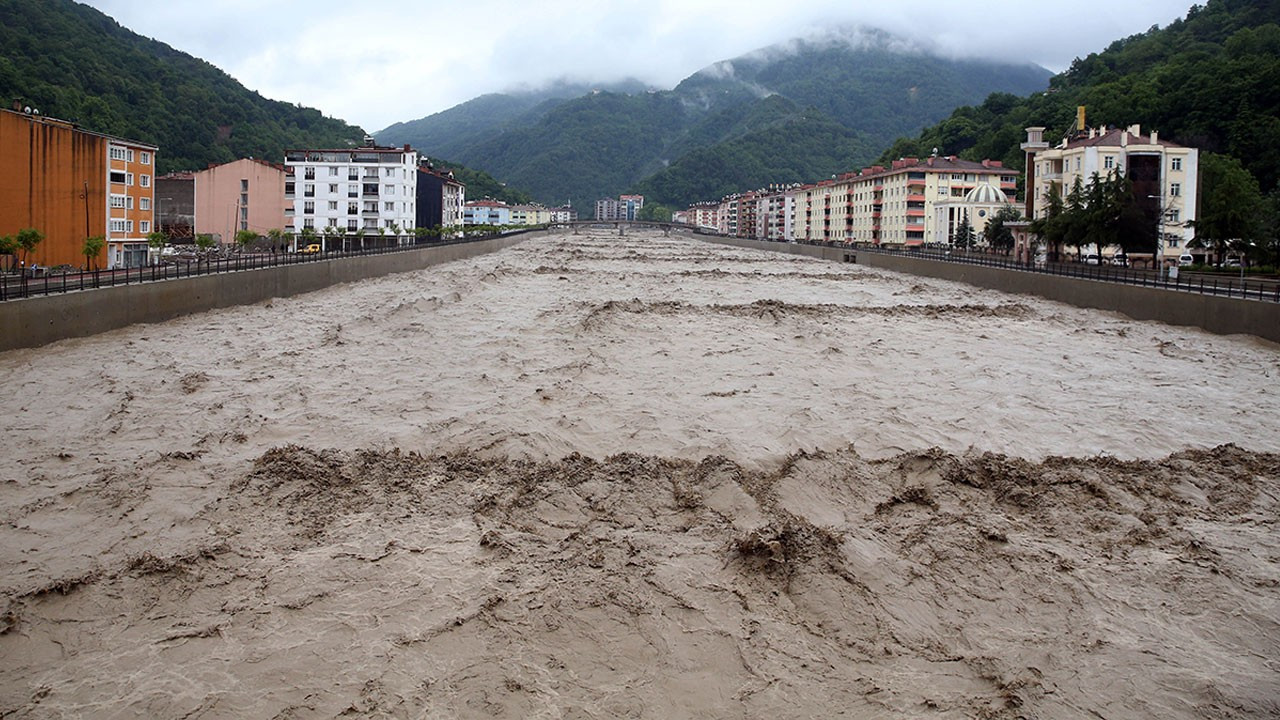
1023;124;1198;260
596;194;645;221
284;138;418;248
1;105;157;269
193;158;288;245
415;165;466;235
464;200;511;225
792;156;1018;246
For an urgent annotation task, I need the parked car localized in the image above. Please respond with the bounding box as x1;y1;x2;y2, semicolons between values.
1084;253;1101;265
1222;257;1242;268
1178;253;1195;267
1110;253;1129;267
300;244;322;254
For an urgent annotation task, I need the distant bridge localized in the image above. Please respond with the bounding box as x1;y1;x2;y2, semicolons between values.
547;220;692;236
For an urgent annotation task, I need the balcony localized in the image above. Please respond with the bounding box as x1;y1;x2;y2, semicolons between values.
906;208;925;218
907;194;925;202
906;223;925;232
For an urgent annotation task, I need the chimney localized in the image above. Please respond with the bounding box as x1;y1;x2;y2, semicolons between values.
982;159;991;168
1121;132;1129;147
1150;130;1158;145
1088;127;1096;139
404;143;410;152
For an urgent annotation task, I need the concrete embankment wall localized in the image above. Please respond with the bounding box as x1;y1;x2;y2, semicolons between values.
1;234;534;352
701;236;1280;344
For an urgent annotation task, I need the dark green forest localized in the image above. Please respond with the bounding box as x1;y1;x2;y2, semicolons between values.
379;35;1050;206
881;0;1280;196
0;0;365;173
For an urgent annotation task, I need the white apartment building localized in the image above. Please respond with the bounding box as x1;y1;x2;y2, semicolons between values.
284;139;418;247
1023;124;1198;260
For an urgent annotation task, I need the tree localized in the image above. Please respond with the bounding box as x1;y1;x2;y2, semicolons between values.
82;235;105;271
1062;176;1089;258
194;233;216;268
954;211;976;250
0;234;16;272
234;229;258;250
1029;186;1067;262
983;204;1021;254
267;228;284;253
15;227;44;268
1189;152;1265;264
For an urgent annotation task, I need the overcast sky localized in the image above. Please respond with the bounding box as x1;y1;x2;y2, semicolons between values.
81;0;1194;132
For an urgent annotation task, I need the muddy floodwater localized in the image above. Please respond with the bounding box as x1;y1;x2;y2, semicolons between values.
2;230;1278;718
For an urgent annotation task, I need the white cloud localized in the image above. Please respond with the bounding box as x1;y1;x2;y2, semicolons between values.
80;0;1192;131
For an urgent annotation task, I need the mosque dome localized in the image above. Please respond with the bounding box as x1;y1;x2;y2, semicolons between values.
965;183;1005;204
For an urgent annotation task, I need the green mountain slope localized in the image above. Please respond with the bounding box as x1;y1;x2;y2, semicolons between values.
633;98;875;206
881;0;1280;193
0;0;365;173
677;31;1052;150
383;31;1050;206
374;78;654;160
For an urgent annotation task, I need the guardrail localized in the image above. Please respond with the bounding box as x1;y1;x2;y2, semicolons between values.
0;229;539;302
699;232;1280;304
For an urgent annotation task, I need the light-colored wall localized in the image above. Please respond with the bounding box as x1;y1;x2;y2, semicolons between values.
195;159;287;244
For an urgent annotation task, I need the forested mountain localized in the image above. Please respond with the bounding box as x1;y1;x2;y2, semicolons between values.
378;33;1051;206
882;0;1280;194
376;78;654;161
0;0;365;173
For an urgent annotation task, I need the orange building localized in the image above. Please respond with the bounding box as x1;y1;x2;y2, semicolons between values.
1;105;157;270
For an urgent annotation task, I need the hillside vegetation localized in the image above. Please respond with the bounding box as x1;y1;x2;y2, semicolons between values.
0;0;365;173
882;0;1280;194
378;34;1051;206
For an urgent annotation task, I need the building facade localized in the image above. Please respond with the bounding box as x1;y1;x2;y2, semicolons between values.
284;140;418;249
464;200;511;226
416;165;466;235
1;106;156;270
1023;124;1199;261
791;156;1018;246
194;158;288;245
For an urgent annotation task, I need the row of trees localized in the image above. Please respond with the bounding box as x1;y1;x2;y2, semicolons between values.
1028;171;1156;261
1;228;108;272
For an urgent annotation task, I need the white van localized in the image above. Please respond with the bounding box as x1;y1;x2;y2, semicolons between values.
1178;253;1194;267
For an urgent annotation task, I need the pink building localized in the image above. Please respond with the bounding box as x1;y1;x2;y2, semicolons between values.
194;158;288;244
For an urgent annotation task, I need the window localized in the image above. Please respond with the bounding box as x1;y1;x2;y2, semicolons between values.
385;167;395;177
1170;182;1181;197
1104;156;1114;169
110;194;126;209
240;179;249;192
348;202;358;215
140;197;150;210
1171;157;1182;171
110;171;126;184
109;147;127;161
384;201;395;212
348;219;358;231
304;218;315;229
328;184;338;194
384;219;396;228
109;219;126;233
348;184;359;198
127;196;134;210
126;172;134;186
1168;238;1180;248
140;152;150;165
328;201;338;211
304;167;315;180
1168;209;1180;223
1075;158;1081;170
303;183;315;197
126;220;134;233
304;201;315;214
384;184;394;195
140;221;150;233
329;166;339;176
127;149;134;162
140;174;150;188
